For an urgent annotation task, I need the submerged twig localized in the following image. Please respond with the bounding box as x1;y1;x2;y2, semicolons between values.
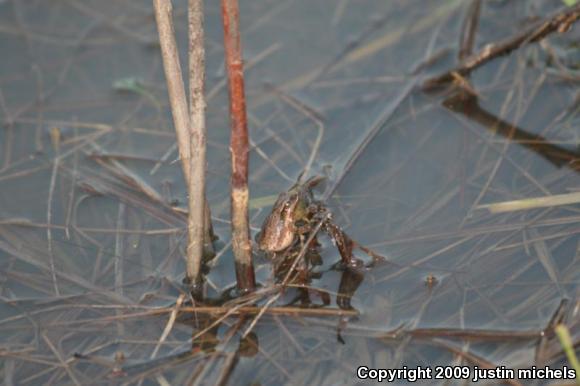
47;158;60;296
151;293;185;359
424;4;580;88
405;327;539;341
114;202;126;335
458;0;481;61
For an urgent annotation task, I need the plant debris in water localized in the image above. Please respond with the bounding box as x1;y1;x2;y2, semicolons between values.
0;1;578;384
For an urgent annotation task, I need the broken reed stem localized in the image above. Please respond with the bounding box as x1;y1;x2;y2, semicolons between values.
221;0;255;293
153;0;210;291
424;3;580;89
186;0;207;291
152;0;190;178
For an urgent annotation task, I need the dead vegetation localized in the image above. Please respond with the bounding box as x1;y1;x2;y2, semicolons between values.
0;0;578;384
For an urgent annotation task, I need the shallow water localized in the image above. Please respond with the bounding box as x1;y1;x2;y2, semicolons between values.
0;0;578;385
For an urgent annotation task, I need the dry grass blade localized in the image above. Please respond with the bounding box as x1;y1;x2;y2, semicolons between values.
242;293;279;338
151;294;185;359
114;201;126;336
477;192;580;213
46;158;61;296
42;333;82;386
555;324;580;379
530;228;563;294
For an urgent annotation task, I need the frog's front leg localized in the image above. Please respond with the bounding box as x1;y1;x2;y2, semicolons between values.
324;221;363;268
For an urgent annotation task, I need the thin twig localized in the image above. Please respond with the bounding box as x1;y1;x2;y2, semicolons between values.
42;333;82;386
151;293;185;358
458;0;481;61
46;159;60;296
406;328;539;340
424;4;580;88
114;202;126;336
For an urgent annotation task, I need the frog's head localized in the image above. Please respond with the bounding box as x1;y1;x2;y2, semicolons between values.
257;176;324;253
257;188;309;253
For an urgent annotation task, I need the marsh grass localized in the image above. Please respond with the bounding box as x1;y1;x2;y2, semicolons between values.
0;0;578;384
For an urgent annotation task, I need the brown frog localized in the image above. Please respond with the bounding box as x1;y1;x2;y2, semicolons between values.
256;176;324;255
257;176;377;271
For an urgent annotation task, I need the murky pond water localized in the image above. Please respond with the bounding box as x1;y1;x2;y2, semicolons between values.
0;0;579;385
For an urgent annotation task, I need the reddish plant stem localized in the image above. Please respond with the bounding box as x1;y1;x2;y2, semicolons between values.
221;0;255;293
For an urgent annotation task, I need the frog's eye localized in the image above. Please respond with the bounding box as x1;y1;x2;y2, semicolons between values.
294;219;306;227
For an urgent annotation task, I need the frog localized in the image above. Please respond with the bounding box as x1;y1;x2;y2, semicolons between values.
256;175;385;314
256;176;324;256
257;176;368;269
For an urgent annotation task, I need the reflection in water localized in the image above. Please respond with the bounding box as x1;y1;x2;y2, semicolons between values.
336;267;365;311
73;314;258;383
74;345;206;381
271;241;365;311
443;92;580;170
4;0;579;383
